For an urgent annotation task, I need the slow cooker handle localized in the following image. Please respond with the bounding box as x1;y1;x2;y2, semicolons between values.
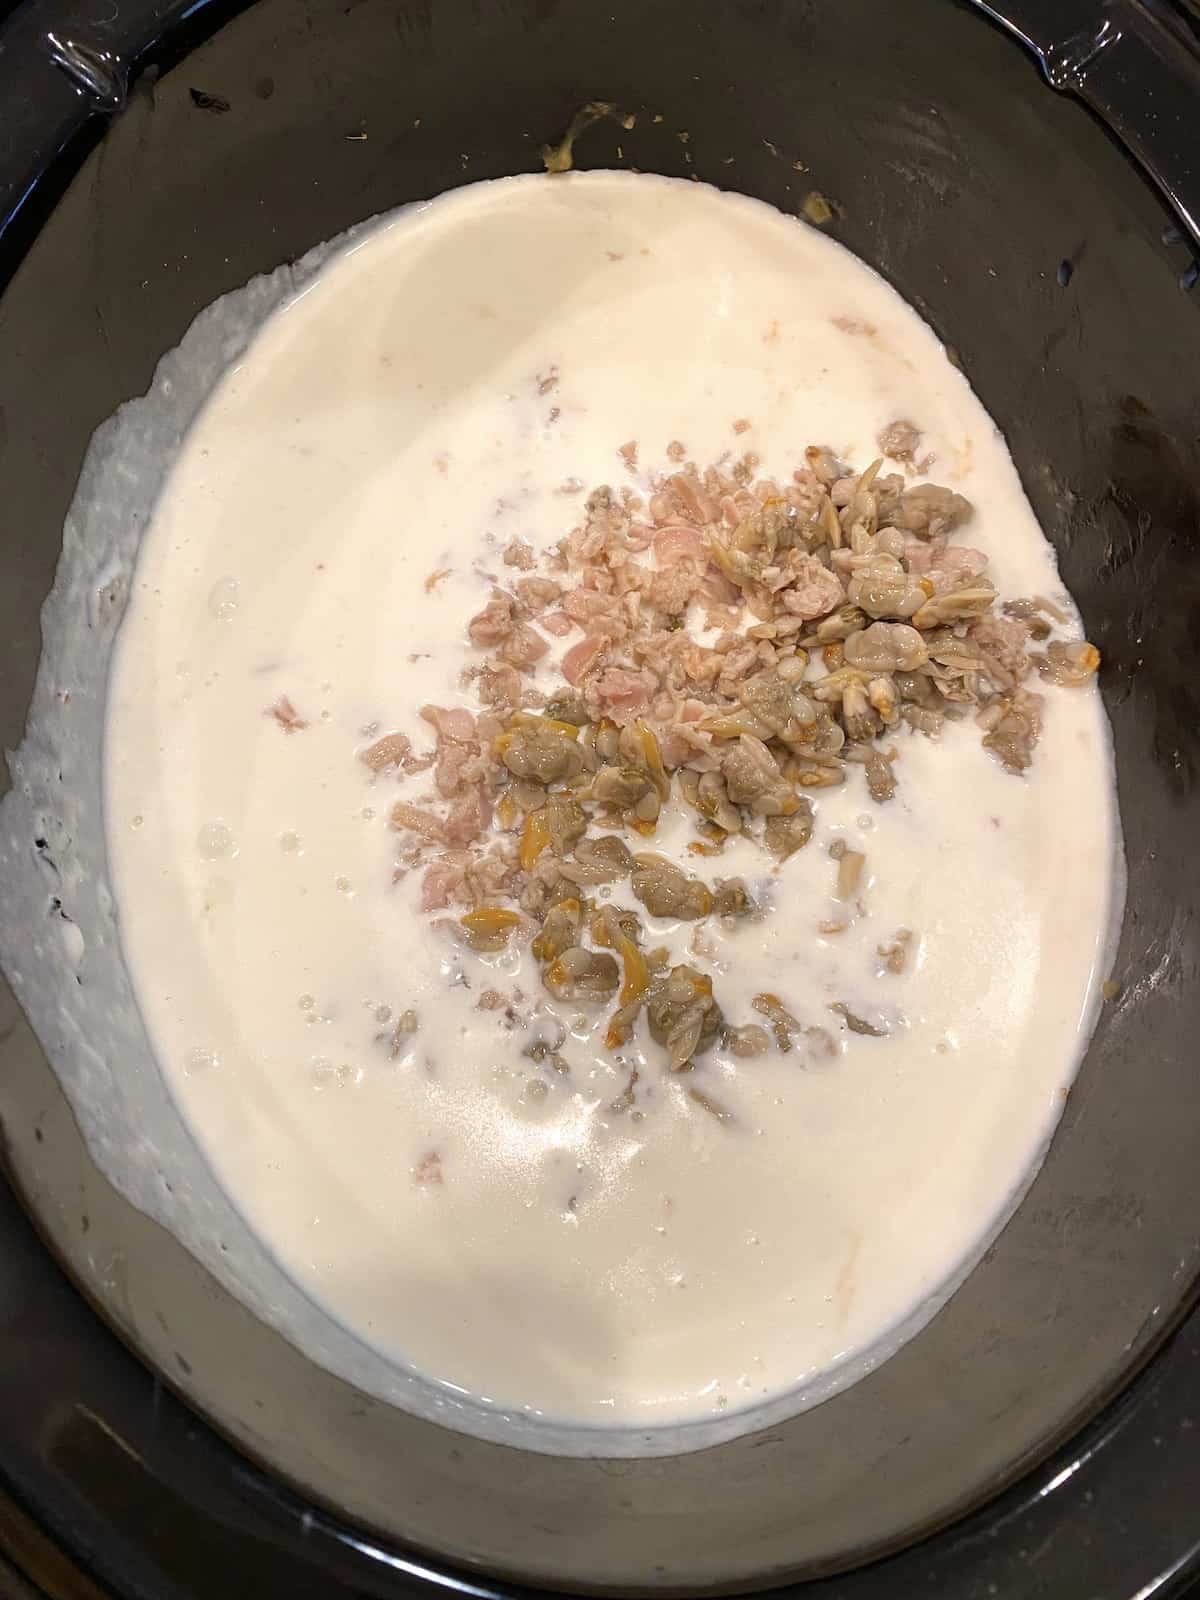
977;0;1200;248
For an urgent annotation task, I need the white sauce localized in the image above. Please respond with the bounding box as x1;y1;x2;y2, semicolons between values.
105;172;1115;1430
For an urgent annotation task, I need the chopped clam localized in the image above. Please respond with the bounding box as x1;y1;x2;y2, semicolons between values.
558;834;634;885
829;1001;888;1037
811;603;867;643
842;678;880;743
887;482;972;539
631;854;714;920
605;1002;643;1050
1034;639;1101;686
846;554;926;620
903;704;944;736
722;735;797;816
723;1023;771;1058
519;809;551;870
878;929;914;974
381;432;1097;1118
751;992;803;1052
911;579;996;629
542;793;587;854
836;850;865;900
542;690;590;726
679;769;743;834
864;748;897;802
980;688;1043;773
590;904;643;950
843;622;929;673
713;877;756;918
496;721;583;784
647;965;723;1069
543;946;620;1002
531;898;582;962
459;906;522;953
617;936;650;1005
687;1086;735;1123
739;659;818;734
877;419;922;462
763;803;814;858
593;765;654;808
633;719;671;799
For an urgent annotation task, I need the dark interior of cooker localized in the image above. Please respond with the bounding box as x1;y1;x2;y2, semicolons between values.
1;0;1198;1593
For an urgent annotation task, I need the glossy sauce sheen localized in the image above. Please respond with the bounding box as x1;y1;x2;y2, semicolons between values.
105;173;1115;1428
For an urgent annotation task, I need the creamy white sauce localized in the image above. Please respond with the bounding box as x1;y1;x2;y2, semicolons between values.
104;172;1116;1430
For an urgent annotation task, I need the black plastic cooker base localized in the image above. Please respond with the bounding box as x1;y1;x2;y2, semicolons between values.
1;1164;1198;1600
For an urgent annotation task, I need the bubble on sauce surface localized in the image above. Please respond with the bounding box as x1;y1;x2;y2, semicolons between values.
311;1057;360;1090
208;576;240;620
197;820;236;860
185;1047;219;1076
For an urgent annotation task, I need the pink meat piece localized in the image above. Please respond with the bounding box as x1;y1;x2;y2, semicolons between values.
699;569;740;608
595;666;651;715
780;555;845;620
901;538;945;576
653;524;707;563
421;859;464;911
391;803;448;843
669;472;719;525
444;786;492;846
562;634;606;684
660;716;717;769
542;610;574;637
476;710;504;746
502;539;535;571
926;546;989;593
648;564;702;615
563;586;620;623
473;662;522;712
435;742;474;798
468;593;515;646
971;614;1031;689
786;471;828;520
420;704;476;743
514;576;562;612
497;622;549;669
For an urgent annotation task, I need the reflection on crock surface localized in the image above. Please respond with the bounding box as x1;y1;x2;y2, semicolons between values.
99;172;1119;1433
